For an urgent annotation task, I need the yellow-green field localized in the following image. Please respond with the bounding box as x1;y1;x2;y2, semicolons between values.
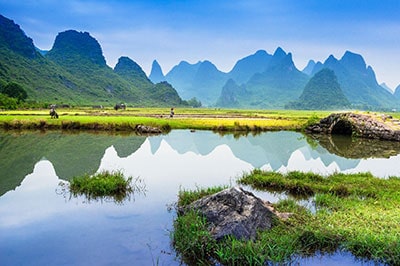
1;107;398;132
0;107;332;131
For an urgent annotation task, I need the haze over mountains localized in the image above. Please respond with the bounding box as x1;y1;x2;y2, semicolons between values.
1;13;399;110
155;48;399;110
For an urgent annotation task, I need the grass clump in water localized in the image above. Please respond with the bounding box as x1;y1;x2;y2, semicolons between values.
69;170;139;202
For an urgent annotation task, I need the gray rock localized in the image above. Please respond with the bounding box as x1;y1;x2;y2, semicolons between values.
134;124;162;134
180;187;277;241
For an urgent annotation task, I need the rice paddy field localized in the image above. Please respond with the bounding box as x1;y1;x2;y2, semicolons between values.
0;107;340;132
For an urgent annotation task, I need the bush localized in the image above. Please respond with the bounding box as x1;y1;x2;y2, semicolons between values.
0;93;18;109
1;82;27;102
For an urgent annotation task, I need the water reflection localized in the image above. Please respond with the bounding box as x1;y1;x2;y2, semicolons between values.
308;133;400;159
0;130;146;196
0;130;399;265
0;160;61;227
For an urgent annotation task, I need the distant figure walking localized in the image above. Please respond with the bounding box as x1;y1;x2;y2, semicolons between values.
50;105;58;119
170;107;175;118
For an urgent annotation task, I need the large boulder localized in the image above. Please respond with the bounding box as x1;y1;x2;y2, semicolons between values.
180;187;277;241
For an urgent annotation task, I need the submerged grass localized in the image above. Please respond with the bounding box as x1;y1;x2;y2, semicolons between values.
173;171;400;265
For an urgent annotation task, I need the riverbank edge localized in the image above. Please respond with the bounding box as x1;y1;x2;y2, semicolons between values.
0;109;321;133
173;170;400;265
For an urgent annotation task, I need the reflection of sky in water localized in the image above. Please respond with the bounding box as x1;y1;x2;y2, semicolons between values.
0;130;396;265
0;160;61;227
98;139;253;203
344;155;400;177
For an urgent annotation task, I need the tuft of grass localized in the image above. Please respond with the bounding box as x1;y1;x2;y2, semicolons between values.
69;170;141;203
172;209;216;265
177;185;228;206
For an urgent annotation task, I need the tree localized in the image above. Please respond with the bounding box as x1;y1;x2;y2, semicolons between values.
1;82;28;102
185;97;202;108
0;93;18;109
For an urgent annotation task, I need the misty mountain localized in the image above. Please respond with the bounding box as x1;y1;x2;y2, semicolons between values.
310;51;397;109
217;48;309;108
394;85;400;100
165;60;227;105
165;48;309;108
380;83;393;94
228;50;273;84
148;60;166;83
286;68;350;110
216;79;247;107
164;47;400;110
302;60;316;75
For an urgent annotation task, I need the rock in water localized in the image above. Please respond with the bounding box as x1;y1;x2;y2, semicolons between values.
181;187;277;241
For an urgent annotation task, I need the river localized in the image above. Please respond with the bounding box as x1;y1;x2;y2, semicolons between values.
1;130;397;265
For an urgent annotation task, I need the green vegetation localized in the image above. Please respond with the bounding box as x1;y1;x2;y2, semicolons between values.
0;82;28;102
69;170;142;203
0;16;188;107
0;81;28;109
0;93;18;109
0;131;147;197
177;186;229;206
286;68;350;110
0;108;332;132
173;171;400;265
173;209;217;264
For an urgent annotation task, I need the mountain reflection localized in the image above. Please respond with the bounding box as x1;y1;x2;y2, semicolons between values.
307;134;400;159
147;130;361;170
2;130;400;197
0;131;146;196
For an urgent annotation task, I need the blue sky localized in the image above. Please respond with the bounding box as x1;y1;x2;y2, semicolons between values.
1;0;399;89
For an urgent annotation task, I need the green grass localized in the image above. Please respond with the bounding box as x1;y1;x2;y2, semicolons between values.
69;170;142;203
0;108;331;132
177;185;229;206
173;171;400;265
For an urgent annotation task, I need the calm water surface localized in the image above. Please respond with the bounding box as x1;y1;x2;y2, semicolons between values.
1;130;398;265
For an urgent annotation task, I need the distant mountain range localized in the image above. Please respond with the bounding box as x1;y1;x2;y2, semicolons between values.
154;48;400;110
1;13;399;110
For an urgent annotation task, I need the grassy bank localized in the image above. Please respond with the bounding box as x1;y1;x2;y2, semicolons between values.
173;171;400;265
0;108;331;132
